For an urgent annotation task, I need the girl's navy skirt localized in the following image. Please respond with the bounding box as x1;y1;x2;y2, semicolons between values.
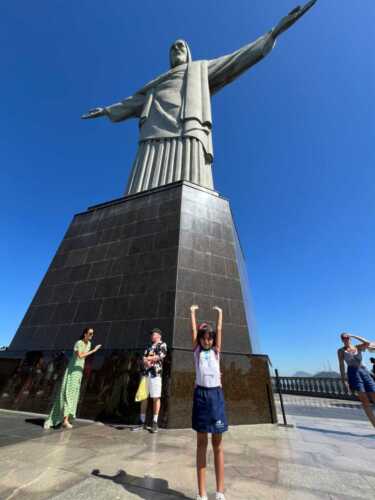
347;366;375;393
192;386;228;434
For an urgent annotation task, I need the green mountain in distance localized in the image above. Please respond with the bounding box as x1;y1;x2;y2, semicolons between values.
291;370;341;378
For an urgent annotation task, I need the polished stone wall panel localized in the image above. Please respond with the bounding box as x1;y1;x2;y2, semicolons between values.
174;184;252;354
168;350;275;428
0;349;275;427
12;182;253;354
6;181;273;427
10;185;181;352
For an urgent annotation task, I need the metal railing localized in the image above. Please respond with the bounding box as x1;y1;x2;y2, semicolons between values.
272;376;357;401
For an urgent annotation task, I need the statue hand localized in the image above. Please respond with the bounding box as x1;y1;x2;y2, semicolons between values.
81;107;106;120
272;0;317;39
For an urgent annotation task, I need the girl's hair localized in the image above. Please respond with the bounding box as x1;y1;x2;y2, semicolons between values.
340;332;350;341
81;327;93;340
370;357;375;363
197;323;216;347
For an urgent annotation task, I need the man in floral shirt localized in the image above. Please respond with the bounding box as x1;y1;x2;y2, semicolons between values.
136;328;167;433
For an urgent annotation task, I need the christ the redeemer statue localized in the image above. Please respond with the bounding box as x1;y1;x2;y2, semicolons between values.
82;1;317;195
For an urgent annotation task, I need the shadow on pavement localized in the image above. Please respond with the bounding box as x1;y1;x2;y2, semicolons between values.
25;417;45;427
0;410;96;449
283;405;368;421
92;469;191;499
297;425;375;438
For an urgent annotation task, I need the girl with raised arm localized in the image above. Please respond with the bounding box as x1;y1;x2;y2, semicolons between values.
44;327;101;429
190;304;227;500
338;332;375;427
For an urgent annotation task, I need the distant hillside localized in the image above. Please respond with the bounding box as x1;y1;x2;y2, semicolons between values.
314;371;340;378
292;371;312;377
290;371;341;378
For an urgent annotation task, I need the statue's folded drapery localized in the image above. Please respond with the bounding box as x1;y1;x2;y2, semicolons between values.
126;137;213;194
104;33;275;195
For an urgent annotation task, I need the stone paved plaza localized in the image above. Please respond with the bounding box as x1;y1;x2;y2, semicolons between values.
1;396;374;500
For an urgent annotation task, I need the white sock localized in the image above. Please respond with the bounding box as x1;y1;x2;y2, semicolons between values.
153;414;158;423
140;414;146;423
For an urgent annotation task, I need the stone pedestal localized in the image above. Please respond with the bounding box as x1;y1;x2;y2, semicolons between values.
1;181;276;426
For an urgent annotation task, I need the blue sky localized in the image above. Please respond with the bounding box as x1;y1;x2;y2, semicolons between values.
1;1;374;375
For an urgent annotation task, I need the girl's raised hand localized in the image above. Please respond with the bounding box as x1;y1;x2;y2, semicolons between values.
190;305;199;311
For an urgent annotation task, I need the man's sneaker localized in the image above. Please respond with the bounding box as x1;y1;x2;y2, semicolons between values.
150;421;158;433
43;420;52;430
196;496;208;500
131;421;147;432
215;493;226;500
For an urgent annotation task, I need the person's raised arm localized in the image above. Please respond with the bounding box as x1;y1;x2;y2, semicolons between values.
76;344;101;359
349;334;371;351
190;305;199;348
213;306;223;353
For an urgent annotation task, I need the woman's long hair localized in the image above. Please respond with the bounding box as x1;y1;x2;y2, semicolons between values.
80;327;92;340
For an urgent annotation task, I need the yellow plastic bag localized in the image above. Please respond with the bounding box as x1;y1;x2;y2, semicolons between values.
135;376;148;402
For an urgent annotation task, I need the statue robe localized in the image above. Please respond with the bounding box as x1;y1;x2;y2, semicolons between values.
105;33;275;194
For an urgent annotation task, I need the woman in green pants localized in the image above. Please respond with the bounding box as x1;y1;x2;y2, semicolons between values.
44;328;101;429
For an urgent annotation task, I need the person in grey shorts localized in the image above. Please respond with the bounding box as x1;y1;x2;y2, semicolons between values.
338;332;375;426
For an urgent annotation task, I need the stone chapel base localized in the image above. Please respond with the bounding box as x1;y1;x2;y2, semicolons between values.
0;181;276;427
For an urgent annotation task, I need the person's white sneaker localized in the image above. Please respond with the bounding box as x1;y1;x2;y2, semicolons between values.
216;493;226;500
196;495;208;500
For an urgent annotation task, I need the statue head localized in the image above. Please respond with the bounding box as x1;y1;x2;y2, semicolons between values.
169;39;192;68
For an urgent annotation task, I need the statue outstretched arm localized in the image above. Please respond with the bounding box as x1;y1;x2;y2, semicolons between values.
81;93;146;122
208;0;317;94
208;33;275;95
271;0;317;39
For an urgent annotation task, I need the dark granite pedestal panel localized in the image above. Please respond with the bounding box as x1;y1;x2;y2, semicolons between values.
0;350;275;427
168;350;275;427
10;183;182;352
4;181;276;426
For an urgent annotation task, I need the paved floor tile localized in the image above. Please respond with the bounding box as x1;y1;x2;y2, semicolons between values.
1;396;375;499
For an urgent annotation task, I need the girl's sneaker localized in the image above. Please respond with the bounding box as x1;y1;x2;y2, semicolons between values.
196;496;208;500
216;493;226;500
